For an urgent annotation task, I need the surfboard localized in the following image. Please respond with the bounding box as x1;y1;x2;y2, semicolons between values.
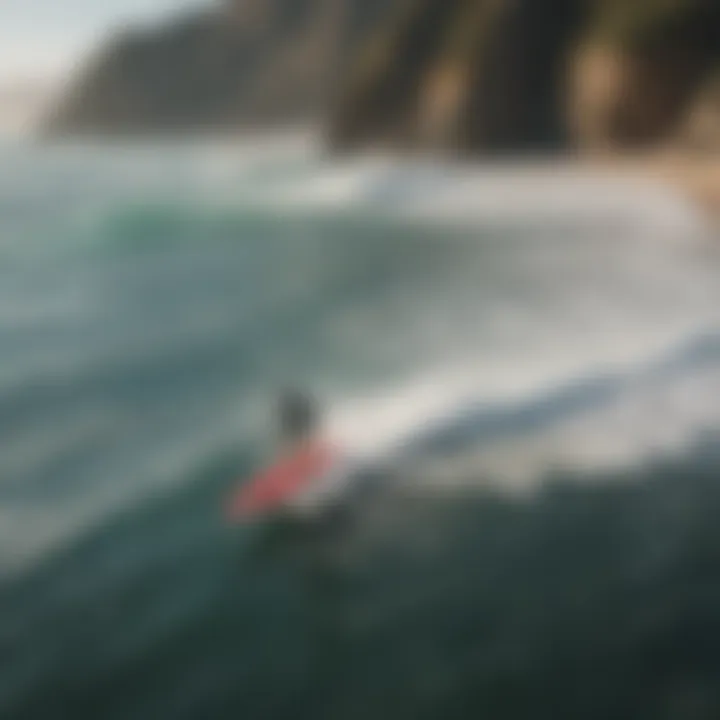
227;440;339;521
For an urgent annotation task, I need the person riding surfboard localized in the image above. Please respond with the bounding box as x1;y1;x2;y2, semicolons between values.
227;389;339;520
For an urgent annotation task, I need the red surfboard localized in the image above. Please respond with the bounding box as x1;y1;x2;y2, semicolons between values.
227;440;338;521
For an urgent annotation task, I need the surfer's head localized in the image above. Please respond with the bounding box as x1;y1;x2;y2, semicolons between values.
277;388;318;443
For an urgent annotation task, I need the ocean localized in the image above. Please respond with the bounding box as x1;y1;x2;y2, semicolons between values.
1;134;720;719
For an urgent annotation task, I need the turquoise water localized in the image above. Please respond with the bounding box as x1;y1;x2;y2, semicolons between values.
1;137;720;719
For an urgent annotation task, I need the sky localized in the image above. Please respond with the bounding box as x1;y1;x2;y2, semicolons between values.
0;0;212;84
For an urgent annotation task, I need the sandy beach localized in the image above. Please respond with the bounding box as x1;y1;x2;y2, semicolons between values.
591;152;720;225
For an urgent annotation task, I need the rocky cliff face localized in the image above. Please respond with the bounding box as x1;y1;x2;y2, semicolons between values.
330;0;720;154
44;0;395;135
45;0;720;149
571;0;720;150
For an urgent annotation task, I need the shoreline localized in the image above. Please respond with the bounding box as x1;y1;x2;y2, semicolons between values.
9;129;720;226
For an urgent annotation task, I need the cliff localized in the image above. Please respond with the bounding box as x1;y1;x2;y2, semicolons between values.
43;0;396;135
330;0;720;155
45;0;720;171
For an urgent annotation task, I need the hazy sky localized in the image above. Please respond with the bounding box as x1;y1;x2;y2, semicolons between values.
0;0;212;83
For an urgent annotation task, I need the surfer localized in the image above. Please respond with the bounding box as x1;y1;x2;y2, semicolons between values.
226;387;389;525
227;389;339;521
277;388;320;453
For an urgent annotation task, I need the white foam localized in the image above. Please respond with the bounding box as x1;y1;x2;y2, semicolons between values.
406;361;720;494
328;314;720;451
245;157;708;239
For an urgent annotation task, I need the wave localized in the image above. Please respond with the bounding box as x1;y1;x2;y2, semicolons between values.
4;140;710;262
0;139;718;580
327;328;720;490
243;158;709;238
